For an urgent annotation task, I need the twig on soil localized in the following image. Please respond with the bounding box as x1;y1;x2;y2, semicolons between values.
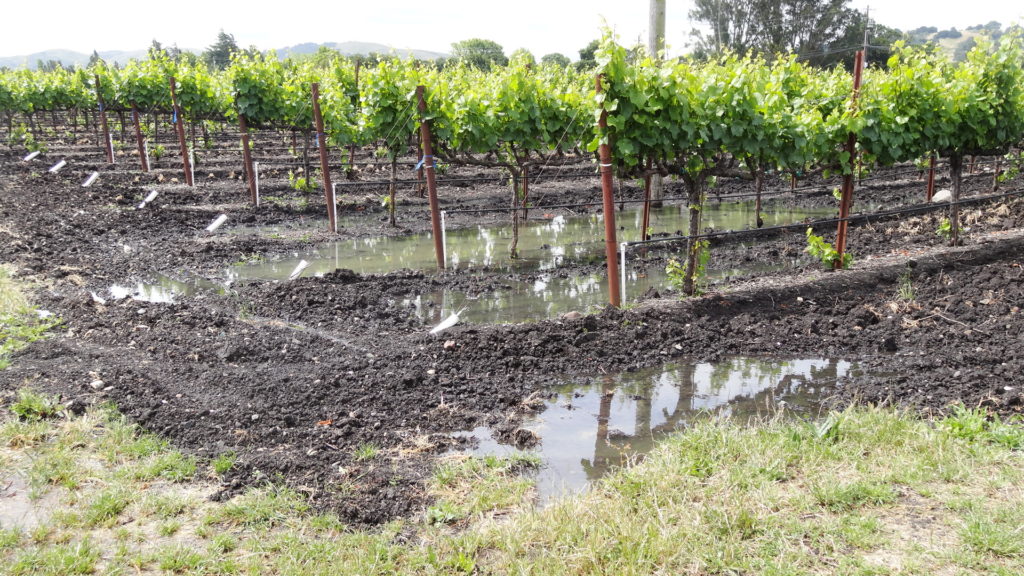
915;312;991;335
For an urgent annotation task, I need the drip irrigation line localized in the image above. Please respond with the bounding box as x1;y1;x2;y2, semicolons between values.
623;187;1024;248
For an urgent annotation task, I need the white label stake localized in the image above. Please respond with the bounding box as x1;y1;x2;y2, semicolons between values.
82;172;100;187
23;151;40;162
254;162;260;207
288;260;310;280
138;190;158;209
48;160;67;173
205;214;228;232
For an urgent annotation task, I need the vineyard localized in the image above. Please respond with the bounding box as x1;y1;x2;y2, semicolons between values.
2;31;1024;527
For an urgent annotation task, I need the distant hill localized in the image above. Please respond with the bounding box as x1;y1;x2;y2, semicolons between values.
907;21;1010;61
274;41;448;61
0;41;447;70
0;49;149;70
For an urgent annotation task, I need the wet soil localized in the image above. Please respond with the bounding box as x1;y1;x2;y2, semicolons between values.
1;133;1022;524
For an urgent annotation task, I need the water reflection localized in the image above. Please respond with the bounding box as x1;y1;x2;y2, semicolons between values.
229;201;833;281
108;274;222;303
456;357;854;504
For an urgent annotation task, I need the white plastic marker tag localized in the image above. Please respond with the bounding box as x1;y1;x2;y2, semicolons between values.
48;160;67;173
288;260;310;280
137;190;158;209
205;214;228;232
254;162;261;207
429;309;463;335
23;151;40;162
82;172;100;187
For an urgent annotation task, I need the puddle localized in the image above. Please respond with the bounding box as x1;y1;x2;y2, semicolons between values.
228;201;833;280
108;273;225;303
404;258;788;325
453;357;855;504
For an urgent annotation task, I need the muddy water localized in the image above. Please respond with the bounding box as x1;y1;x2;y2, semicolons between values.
229;200;833;279
117;202;828;319
454;357;855;504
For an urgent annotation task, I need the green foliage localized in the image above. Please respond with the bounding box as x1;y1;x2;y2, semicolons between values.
10;389;61;421
212;451;237;475
805;228;852;269
450;38;508;71
936;217;961;240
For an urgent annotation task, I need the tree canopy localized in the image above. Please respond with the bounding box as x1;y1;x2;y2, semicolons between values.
204;30;240;70
450;39;507;71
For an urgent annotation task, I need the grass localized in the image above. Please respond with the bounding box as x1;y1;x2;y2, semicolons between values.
0;266;62;370
1;391;1022;575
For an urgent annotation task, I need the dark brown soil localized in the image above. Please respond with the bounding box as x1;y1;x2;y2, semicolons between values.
2;131;1022;525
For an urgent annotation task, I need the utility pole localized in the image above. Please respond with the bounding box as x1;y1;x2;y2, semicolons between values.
863;6;871;54
649;0;666;207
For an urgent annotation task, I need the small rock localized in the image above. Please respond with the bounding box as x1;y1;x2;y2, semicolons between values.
89;380;105;390
931;189;952;203
251;414;260;421
561;311;583;321
443;340;456;350
427;369;436;375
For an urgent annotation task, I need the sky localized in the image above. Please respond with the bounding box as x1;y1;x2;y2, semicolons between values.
1;0;1022;59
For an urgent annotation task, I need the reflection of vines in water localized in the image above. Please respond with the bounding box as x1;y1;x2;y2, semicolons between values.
578;360;849;481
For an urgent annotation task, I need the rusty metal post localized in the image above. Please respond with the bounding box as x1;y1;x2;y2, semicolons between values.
311;83;338;233
834;50;864;270
642;158;653;242
131;105;149;172
95;74;114;164
239;115;258;205
416;85;445;269
926;153;936;201
168;78;193;186
596;75;621;307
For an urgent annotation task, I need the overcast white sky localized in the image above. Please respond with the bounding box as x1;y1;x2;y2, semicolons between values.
2;1;1022;59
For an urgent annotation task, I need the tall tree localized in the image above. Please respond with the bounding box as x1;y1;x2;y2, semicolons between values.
689;0;869;66
203;29;239;70
450;39;508;71
540;53;571;68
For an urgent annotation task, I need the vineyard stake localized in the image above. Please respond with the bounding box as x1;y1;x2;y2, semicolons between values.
131;105;149;172
416;85;445;270
239;114;258;206
311;83;338;234
596;74;622;307
95;74;114;164
620;242;628;305
834;50;865;270
926;153;936;201
168;78;194;186
641;158;653;241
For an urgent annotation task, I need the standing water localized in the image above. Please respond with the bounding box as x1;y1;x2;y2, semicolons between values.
454;357;855;504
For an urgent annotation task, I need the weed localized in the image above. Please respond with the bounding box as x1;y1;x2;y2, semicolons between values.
897;268;915;301
806;227;852;269
10;389;61;421
212;451;237;476
353;442;379;461
936;217;955;240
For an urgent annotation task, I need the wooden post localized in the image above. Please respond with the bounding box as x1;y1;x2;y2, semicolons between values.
416;85;445;269
641;158;653;242
239;114;258;205
834;50;864;270
596;74;621;307
311;83;338;233
925;153;936;201
131;105;149;172
94;74;114;164
168;77;193;186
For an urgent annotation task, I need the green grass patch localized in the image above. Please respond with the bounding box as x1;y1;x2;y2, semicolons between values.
1;400;1022;575
0;266;62;371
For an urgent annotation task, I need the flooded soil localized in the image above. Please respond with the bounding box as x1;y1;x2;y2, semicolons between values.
1;131;1022;524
